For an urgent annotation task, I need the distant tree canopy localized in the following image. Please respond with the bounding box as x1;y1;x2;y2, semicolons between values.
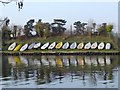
1;17;115;43
74;21;87;35
51;19;67;35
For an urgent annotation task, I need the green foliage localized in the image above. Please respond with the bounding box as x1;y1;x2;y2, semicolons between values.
106;24;113;32
51;19;67;35
74;21;87;35
2;25;11;41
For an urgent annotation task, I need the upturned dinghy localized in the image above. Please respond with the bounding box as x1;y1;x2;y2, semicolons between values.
91;42;98;49
48;42;56;49
20;44;28;51
13;44;22;51
55;42;63;49
28;43;36;50
33;42;41;49
84;42;91;49
77;42;84;49
62;42;69;49
98;42;105;50
70;42;77;49
41;42;49;49
105;43;111;50
8;42;16;51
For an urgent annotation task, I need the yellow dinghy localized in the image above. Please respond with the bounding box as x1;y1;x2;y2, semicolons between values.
55;42;63;49
13;44;22;51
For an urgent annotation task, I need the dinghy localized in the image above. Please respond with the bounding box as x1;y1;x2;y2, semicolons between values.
41;42;49;49
28;43;36;50
91;42;98;49
33;42;41;49
84;42;91;49
55;42;63;49
8;42;16;51
70;42;77;49
62;42;69;49
105;43;111;50
20;44;28;51
77;42;84;49
13;44;22;51
98;42;105;50
48;42;56;49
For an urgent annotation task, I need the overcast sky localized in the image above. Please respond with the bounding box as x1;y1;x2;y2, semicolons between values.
0;0;119;32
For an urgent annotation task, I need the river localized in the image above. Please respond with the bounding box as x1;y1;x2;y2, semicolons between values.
0;55;119;88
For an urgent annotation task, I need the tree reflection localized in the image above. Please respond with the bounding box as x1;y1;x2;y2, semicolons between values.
2;55;119;87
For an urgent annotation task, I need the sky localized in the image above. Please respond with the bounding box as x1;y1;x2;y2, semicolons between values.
0;0;119;32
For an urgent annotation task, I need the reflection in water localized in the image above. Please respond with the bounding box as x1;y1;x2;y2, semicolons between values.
1;55;119;88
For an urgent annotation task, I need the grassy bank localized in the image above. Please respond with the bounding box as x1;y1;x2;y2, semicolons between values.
2;35;119;52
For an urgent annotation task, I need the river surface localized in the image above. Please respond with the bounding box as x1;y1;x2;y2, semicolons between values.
0;55;119;88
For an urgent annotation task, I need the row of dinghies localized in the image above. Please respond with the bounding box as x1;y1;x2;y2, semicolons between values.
8;42;112;51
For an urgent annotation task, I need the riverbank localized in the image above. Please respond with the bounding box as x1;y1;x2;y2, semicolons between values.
1;50;120;56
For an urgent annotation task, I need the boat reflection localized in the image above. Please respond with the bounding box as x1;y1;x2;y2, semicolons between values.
2;55;118;88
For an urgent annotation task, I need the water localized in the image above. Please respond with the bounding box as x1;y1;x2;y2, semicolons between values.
0;55;119;88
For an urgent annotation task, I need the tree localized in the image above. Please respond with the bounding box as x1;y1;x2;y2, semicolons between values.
13;25;17;39
92;23;96;32
1;18;11;42
51;19;67;36
43;23;51;38
34;19;44;37
24;19;35;37
106;24;113;38
74;21;87;35
98;23;107;36
23;25;29;38
2;25;11;41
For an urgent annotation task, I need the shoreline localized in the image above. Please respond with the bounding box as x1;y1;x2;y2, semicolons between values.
1;50;120;56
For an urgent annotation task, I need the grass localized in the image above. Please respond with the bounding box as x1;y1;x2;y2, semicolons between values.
8;35;114;43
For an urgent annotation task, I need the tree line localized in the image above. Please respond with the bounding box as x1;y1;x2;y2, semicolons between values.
1;18;114;42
